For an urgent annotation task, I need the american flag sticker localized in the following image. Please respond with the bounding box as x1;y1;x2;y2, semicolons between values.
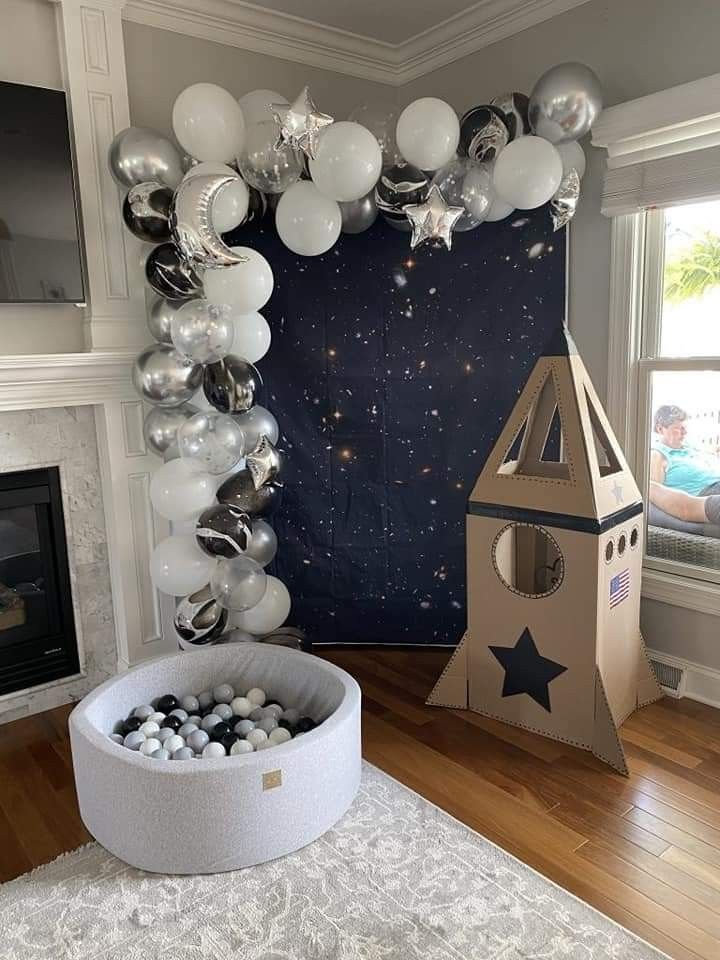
609;569;631;608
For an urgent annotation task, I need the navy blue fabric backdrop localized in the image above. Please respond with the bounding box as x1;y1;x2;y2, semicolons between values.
250;208;566;645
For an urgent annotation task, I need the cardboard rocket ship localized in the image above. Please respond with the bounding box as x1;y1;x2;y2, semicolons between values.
428;326;662;774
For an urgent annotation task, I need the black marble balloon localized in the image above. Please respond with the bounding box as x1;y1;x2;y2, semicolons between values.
196;503;252;558
490;91;531;141
122;180;173;242
203;355;263;414
374;163;430;231
217;468;282;517
145;242;202;299
174;584;228;647
458;104;510;162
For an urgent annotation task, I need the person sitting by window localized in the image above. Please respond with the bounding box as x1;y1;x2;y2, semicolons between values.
649;481;720;526
650;405;720;497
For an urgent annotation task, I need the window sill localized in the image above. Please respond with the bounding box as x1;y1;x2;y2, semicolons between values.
642;567;720;617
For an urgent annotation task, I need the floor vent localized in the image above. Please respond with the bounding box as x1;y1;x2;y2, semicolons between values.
649;658;685;698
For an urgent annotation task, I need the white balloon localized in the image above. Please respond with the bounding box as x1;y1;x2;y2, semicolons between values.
204;247;274;313
555;140;587;180
172;83;245;163
238;89;287;126
231;575;290;633
149;458;216;521
183;161;236;180
309;121;382;202
212;177;250;233
484;193;515;222
396;98;459;171
150;535;216;596
233;312;271;364
275;181;341;257
492;136;562;210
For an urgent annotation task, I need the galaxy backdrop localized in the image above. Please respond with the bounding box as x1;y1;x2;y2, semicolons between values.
246;207;566;645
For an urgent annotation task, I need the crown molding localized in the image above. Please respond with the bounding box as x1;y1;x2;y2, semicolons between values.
122;0;592;86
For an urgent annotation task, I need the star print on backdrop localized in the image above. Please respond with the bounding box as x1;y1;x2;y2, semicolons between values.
489;627;567;712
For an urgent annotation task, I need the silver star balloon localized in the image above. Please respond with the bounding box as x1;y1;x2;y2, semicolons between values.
403;184;464;251
550;169;580;231
272;87;333;160
246;435;284;490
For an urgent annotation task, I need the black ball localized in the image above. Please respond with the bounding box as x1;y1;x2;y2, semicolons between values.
196;503;252;559
296;717;316;733
458;104;509;163
229;715;244;728
277;718;294;732
375;163;429;231
122;716;142;735
210;721;232;742
201;704;219;717
161;715;182;732
156;694;180;714
221;732;239;751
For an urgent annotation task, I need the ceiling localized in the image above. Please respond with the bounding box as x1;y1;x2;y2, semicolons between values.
244;0;486;46
124;0;593;85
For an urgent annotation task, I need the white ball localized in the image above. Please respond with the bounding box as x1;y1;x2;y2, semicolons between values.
138;721;160;737
151;748;171;760
180;695;200;713
556;140;586;179
147;712;166;724
133;705;154;720
172;746;194;760
164;734;185;754
157;727;175;745
139;737;162;756
396;98;459;170
202;741;227;759
172;82;245;162
149;459;216;523
212;177;250;233
201;713;222;732
309;121;382;202
255;740;273;750
246;687;266;707
231;576;291;634
204;247;274;314
187;729;210;753
232;313;271;364
492;136;562;210
230;696;253;718
238;89;287;126
123;731;145;750
178;722;199;738
213;683;235;703
230;738;255;755
268;726;292;745
275;181;341;257
245;727;268;748
150;535;216;597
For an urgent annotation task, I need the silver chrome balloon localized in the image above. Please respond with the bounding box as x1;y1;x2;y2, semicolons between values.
132;343;203;408
174;584;228;648
243;519;277;567
550;169;581;231
528;62;603;144
108;126;184;189
234;404;279;451
246;435;283;489
170;175;249;268
143;403;199;457
147;296;186;344
203;355;262;414
339;191;378;234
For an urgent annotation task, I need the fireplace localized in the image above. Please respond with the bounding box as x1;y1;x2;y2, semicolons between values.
0;466;79;696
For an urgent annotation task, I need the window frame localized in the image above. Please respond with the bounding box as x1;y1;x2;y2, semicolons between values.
607;211;720;616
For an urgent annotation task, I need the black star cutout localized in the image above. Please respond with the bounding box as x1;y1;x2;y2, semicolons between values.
489;627;567;713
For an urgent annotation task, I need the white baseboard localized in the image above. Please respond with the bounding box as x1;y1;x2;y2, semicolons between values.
646;647;720;710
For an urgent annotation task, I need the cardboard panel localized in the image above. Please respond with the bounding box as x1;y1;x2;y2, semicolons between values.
426;633;468;708
592;669;629;775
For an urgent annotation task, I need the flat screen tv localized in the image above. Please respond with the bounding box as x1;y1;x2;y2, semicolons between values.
0;81;85;304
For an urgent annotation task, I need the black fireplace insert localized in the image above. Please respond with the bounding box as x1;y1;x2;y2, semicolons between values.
0;467;79;696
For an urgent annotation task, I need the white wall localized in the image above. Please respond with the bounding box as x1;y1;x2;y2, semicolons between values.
401;0;720;668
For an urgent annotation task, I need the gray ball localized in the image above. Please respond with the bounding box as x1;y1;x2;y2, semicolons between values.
201;713;222;732
234;719;255;737
197;690;215;709
151;748;171;760
123;731;146;751
249;707;264;722
180;695;200;713
213;684;235;704
214;703;233;721
172;746;194;760
258;716;278;734
187;729;210;753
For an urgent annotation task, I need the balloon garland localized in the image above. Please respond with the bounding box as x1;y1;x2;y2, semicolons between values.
108;61;602;651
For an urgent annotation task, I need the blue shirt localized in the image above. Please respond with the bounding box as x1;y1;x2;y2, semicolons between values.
652;441;720;496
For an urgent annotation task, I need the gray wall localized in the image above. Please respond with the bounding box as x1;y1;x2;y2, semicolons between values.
402;0;720;667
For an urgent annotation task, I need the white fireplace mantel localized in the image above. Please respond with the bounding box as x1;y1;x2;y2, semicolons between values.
0;352;176;673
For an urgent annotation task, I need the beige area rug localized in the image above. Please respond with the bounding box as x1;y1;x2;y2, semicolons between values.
0;762;666;959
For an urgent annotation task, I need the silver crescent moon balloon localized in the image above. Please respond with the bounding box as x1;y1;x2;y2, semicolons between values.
143;403;199;458
108;126;184;189
170;174;250;268
528;62;603;144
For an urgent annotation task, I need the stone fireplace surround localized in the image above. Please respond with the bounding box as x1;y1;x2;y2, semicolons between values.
0;353;177;724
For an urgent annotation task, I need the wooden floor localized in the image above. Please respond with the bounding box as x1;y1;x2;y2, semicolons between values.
3;649;720;959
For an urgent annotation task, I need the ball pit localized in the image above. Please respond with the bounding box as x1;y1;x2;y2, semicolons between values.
70;643;361;874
